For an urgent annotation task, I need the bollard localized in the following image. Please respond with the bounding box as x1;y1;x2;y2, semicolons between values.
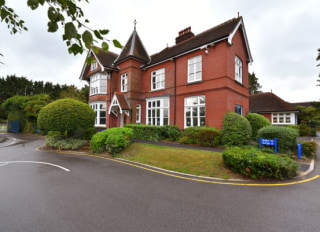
298;143;302;160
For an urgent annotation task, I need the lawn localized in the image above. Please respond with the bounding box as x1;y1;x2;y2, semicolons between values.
0;125;6;133
117;143;237;179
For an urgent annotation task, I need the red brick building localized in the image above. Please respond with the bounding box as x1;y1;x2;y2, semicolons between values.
79;17;253;129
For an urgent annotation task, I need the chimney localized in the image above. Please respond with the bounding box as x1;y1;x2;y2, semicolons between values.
175;26;194;44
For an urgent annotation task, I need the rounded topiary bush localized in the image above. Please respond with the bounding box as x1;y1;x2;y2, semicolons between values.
221;112;252;146
245;113;271;140
257;126;299;153
37;99;95;135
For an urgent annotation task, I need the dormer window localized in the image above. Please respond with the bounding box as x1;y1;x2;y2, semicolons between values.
91;61;98;71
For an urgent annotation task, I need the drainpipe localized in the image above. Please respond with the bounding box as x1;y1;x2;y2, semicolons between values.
174;58;177;125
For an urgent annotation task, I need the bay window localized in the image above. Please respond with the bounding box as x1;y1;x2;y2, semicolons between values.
90;102;107;127
90;73;107;96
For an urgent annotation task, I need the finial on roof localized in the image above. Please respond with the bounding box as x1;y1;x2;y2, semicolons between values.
134;19;137;30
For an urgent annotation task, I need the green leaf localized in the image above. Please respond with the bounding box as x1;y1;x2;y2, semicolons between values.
0;0;5;7
27;0;39;10
86;56;95;65
92;46;98;54
48;7;58;21
102;42;109;52
1;8;10;20
113;39;122;49
82;30;93;49
68;43;83;55
47;21;58;32
99;29;109;35
94;30;103;40
64;22;77;40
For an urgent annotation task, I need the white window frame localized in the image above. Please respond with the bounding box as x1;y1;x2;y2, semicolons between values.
121;73;128;92
146;97;170;126
90;102;107;127
136;104;141;123
272;112;295;125
188;55;202;83
89;73;107;96
151;68;165;91
235;104;243;116
235;56;243;83
91;61;98;71
184;95;206;128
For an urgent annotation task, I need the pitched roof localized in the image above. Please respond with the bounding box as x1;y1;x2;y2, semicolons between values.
145;17;252;68
249;92;298;113
114;29;150;64
108;93;131;115
79;47;118;80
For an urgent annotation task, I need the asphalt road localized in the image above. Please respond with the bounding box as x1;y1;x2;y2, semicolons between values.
1;133;320;232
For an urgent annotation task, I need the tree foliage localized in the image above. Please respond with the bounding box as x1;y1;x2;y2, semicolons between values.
249;72;262;94
0;0;122;60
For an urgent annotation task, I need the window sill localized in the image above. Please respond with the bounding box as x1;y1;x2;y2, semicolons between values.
89;93;107;97
234;80;244;87
149;88;165;92
185;80;203;86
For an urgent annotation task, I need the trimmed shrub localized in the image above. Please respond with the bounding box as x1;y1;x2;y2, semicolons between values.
90;127;133;154
301;141;317;157
222;147;299;179
45;134;87;150
221;112;252;146
257;126;299;153
179;126;221;147
37;99;95;136
245;113;271;140
124;124;181;141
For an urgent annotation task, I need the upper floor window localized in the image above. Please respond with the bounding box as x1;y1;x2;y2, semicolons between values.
146;97;169;126
121;73;127;92
184;95;205;128
235;56;242;83
136;104;141;123
151;68;165;91
90;74;107;96
235;104;243;116
91;61;98;71
188;55;202;83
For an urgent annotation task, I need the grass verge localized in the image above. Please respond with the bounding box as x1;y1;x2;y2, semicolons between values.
117;143;237;179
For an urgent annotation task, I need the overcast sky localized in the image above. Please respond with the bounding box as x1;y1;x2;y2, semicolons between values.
1;0;319;103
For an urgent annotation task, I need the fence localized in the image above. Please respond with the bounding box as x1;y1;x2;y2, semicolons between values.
7;121;19;133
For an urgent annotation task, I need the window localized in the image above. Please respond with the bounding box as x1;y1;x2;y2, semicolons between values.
91;61;98;71
136;104;141;123
188;55;202;83
151;68;165;90
90;102;107;127
235;105;243;116
146;98;169;126
235;56;242;83
272;112;295;125
90;74;107;96
184;95;205;128
121;73;128;92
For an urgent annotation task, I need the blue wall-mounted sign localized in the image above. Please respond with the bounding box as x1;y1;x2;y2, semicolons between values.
260;137;278;154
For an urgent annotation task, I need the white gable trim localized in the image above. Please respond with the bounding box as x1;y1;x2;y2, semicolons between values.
108;94;122;115
228;18;253;64
79;48;105;80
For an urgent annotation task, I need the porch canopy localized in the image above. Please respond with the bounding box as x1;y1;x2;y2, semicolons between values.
108;93;131;116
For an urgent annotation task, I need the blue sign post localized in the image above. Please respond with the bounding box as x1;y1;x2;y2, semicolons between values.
260;137;278;154
298;143;302;159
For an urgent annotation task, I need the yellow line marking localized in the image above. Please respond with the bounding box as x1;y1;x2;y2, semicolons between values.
36;147;320;186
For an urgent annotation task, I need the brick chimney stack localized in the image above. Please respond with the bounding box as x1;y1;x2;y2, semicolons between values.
175;26;194;44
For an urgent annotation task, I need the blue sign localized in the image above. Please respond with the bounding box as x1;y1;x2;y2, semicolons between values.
260;137;278;154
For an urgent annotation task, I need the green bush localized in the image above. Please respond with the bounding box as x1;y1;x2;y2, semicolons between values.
298;124;310;136
301;141;317;157
179;126;221;147
72;127;97;140
245;113;271;140
90;127;133;154
37;99;95;136
222;147;298;180
257;126;299;153
221;112;252;146
310;128;317;137
8;111;28;132
124;124;181;141
45;135;87;150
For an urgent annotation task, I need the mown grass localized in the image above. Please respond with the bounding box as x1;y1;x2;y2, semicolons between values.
117;143;236;179
0;125;7;133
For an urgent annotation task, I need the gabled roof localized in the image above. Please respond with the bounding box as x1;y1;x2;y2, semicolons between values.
144;17;253;68
114;29;150;64
108;93;131;115
79;47;118;81
250;92;298;113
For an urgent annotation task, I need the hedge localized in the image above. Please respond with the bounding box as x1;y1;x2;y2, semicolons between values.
179;126;221;147
221;112;252;146
222;147;298;180
257;126;299;153
90;127;133;155
245;113;271;140
301;141;317;157
38;99;95;136
124;124;181;141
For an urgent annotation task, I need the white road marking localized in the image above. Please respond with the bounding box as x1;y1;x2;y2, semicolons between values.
0;161;70;172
